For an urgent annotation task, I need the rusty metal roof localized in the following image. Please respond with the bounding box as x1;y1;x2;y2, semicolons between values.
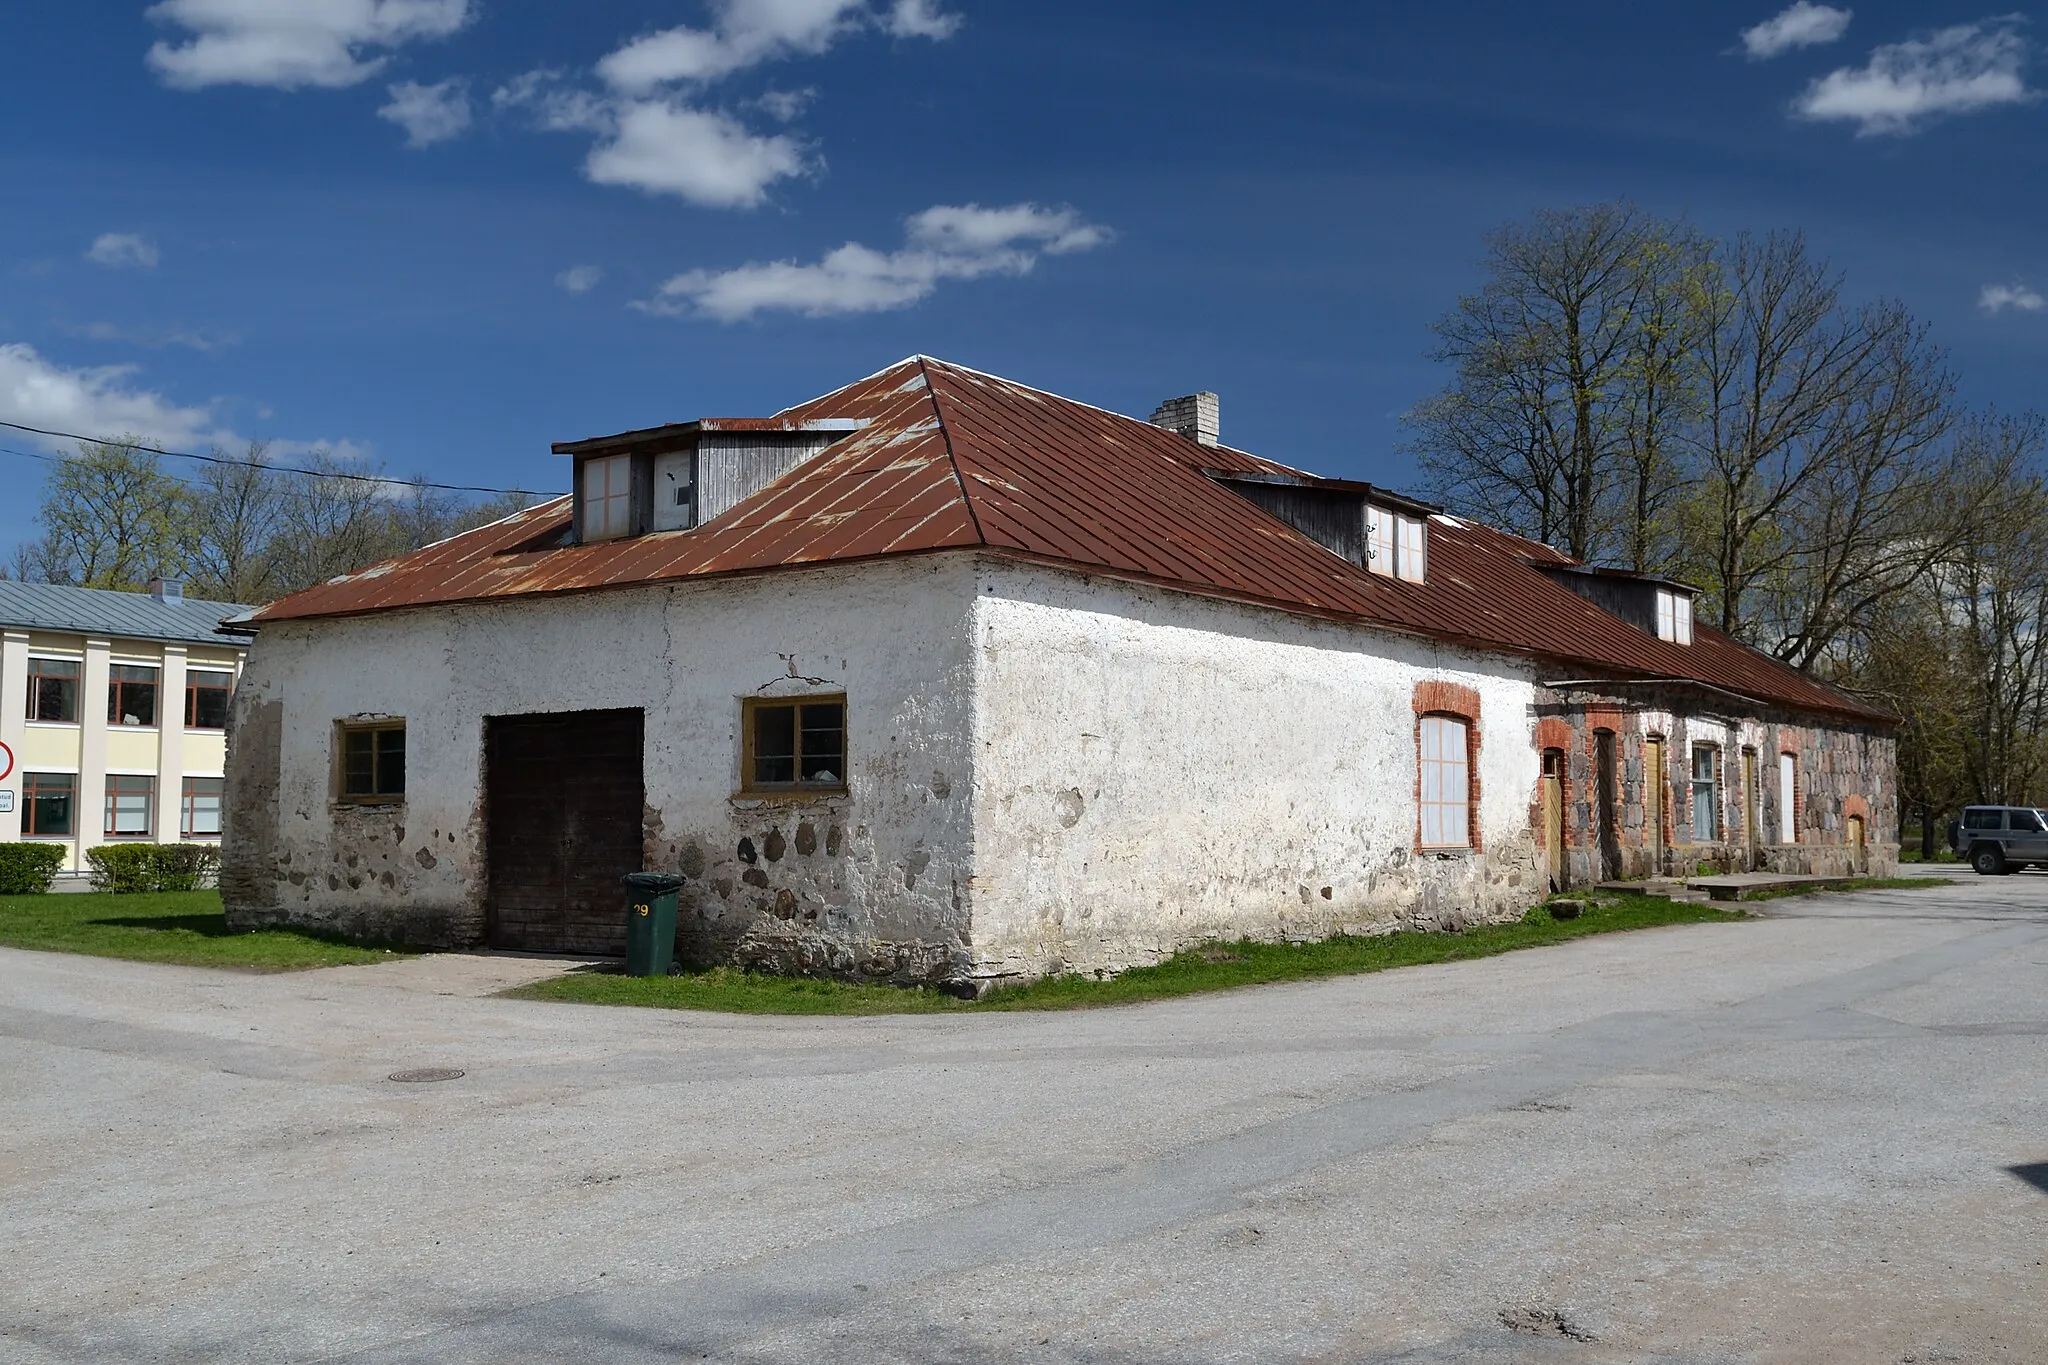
250;355;1883;722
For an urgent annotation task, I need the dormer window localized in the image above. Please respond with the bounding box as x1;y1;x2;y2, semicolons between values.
1655;588;1693;644
580;453;637;542
1367;506;1427;583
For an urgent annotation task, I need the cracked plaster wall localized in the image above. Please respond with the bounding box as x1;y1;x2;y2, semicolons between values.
222;556;979;980
965;561;1544;985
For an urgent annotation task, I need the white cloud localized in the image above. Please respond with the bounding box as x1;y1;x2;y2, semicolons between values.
66;322;237;353
146;0;473;91
497;0;956;208
638;202;1111;321
1981;282;2046;313
585;100;810;207
751;87;816;121
492;70;609;131
882;0;961;40
85;234;160;269
379;77;471;146
595;0;957;92
0;342;228;452
1795;17;2036;135
1742;3;1852;59
556;264;604;294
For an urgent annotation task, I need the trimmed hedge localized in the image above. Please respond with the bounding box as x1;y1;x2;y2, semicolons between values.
0;843;69;895
85;844;222;894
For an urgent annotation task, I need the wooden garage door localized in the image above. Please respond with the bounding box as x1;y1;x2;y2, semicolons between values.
484;708;644;955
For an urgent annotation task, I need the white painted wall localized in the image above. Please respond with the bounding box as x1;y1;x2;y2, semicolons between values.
965;561;1544;983
225;556;982;979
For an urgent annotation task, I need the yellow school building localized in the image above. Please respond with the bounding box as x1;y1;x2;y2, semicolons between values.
0;580;251;878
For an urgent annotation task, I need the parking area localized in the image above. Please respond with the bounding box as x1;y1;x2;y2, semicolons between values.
2;869;2044;1364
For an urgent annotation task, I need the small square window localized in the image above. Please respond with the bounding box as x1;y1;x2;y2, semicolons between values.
23;771;76;837
104;775;156;838
109;664;159;727
338;722;406;802
580;453;636;542
26;658;80;723
182;777;225;837
1656;589;1694;645
187;670;233;729
743;696;847;794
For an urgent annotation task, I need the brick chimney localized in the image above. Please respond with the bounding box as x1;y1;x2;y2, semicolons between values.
1148;392;1220;447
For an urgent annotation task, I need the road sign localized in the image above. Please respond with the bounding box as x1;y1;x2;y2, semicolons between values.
0;739;12;782
0;791;12;814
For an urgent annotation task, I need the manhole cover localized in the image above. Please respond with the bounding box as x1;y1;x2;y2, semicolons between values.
388;1067;465;1083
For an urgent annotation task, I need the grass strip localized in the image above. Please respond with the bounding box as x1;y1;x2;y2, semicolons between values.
0;890;413;972
511;892;1749;1017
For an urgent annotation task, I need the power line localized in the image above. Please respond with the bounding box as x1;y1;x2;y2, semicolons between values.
0;418;550;497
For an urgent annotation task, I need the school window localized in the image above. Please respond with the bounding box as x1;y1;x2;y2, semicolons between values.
104;775;156;838
338;722;406;802
180;777;225;837
580;453;634;542
186;670;234;729
23;772;76;837
108;664;159;727
1691;745;1719;841
1418;715;1471;849
743;696;847;793
26;658;80;722
1655;589;1694;645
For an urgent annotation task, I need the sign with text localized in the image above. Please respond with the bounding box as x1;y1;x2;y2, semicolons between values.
0;790;13;814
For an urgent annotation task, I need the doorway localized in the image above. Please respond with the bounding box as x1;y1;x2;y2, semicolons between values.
484;708;646;955
1645;736;1666;878
1848;814;1867;874
1742;749;1761;871
1594;729;1621;882
1541;749;1565;891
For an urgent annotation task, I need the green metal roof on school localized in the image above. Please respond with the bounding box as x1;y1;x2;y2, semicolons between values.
0;581;254;647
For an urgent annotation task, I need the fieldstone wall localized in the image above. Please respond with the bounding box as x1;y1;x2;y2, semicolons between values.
1532;685;1897;885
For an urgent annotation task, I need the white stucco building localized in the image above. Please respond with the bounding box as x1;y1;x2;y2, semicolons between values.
221;357;1895;991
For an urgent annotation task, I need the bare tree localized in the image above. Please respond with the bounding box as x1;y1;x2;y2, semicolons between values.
183;443;286;603
1680;233;1957;648
1408;202;1682;562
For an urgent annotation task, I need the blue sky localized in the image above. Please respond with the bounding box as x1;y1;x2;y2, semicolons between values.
3;2;2044;558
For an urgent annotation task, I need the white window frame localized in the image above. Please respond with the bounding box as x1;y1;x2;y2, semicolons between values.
1418;715;1471;849
1691;744;1718;841
581;453;634;542
1655;589;1694;644
1396;515;1427;582
1778;753;1796;843
1366;506;1397;578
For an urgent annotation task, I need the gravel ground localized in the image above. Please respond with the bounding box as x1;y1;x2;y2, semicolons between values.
0;869;2042;1364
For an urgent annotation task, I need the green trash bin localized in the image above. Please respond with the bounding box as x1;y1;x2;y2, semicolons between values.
621;872;684;977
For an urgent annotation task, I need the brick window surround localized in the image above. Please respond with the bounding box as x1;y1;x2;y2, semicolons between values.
1413;681;1482;853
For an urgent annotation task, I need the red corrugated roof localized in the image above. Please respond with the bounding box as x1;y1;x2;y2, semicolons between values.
250;356;1883;722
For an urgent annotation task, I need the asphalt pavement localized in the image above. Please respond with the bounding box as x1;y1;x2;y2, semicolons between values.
1;865;2043;1364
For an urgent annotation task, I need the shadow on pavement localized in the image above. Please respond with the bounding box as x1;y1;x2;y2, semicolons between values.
2006;1162;2048;1196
